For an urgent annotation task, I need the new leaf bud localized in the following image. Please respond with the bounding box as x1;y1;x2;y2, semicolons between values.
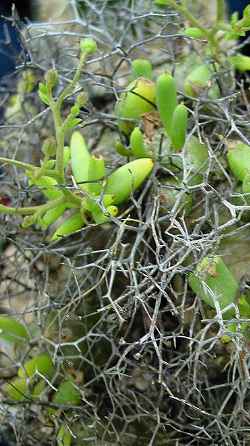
42;137;57;157
76;92;88;108
45;69;59;89
80;38;97;55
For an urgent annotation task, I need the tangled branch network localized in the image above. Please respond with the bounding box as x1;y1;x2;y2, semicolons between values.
0;1;250;445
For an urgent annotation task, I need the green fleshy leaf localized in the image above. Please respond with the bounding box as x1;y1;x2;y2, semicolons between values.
189;256;239;310
227;143;250;182
0;316;29;344
64;117;82;131
4;378;28;401
18;353;55;379
53;380;81;406
70;131;91;191
229;54;250;72
131;59;153;80
105;158;154;205
50;212;85;241
38;82;50;105
57;424;72;446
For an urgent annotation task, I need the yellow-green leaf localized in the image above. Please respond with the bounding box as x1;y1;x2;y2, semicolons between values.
31;176;62;200
131;59;153;80
115;78;156;134
0;316;29;344
50;212;85;241
18;353;55;379
87;155;105;195
105;158;154;205
156;73;177;136
4;377;28;401
70;131;91;191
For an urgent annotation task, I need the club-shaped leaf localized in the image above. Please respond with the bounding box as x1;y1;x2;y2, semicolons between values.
131;59;153;80
39;203;68;229
51;212;85;241
87;155;105;195
170;104;188;151
70;131;91;191
156;72;177;137
105;158;154;205
189;256;238;309
184;64;219;99
115;78;156;134
130;127;150;158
